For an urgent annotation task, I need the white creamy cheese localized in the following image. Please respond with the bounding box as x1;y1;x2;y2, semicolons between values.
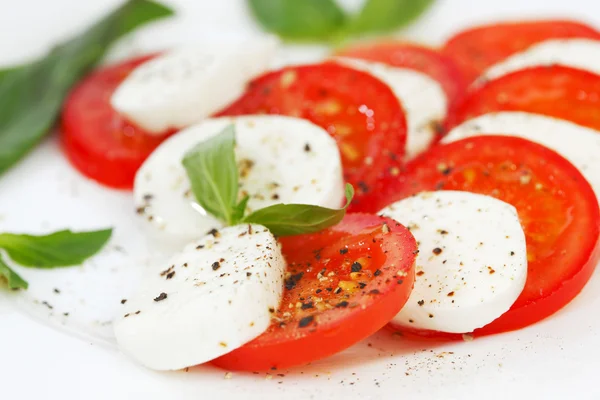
444;112;600;202
380;191;527;333
114;224;285;370
111;37;278;133
334;57;447;159
479;38;600;84
134;115;345;250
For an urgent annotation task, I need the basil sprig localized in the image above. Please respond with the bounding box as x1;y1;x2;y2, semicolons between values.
247;0;435;42
0;229;113;290
0;257;28;290
344;0;436;36
182;125;353;236
0;0;173;177
247;0;345;41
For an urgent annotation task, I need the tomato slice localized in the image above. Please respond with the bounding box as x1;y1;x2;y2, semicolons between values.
443;20;600;82
378;136;600;337
216;62;408;208
61;55;175;189
451;66;600;131
212;213;417;371
336;41;468;112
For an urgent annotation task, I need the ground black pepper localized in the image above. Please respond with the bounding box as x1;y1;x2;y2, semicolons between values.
284;272;304;290
351;262;362;273
298;315;314;328
154;292;168;302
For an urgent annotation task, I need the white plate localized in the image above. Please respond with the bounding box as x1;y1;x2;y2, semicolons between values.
2;1;600;399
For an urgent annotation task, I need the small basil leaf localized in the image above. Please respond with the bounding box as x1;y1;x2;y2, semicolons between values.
182;125;239;225
0;229;112;268
248;0;346;41
0;257;28;290
242;184;354;236
232;195;251;225
0;65;22;81
0;0;173;176
346;0;435;35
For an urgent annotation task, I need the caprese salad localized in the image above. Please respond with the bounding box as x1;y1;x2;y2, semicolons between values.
16;16;600;372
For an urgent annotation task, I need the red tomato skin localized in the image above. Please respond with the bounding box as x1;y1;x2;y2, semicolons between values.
443;20;600;83
337;41;468;114
378;136;600;338
449;66;600;132
212;214;417;371
60;55;174;189
216;62;408;210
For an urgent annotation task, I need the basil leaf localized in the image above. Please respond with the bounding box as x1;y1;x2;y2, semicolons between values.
0;0;173;176
182;125;239;225
242;184;354;236
0;229;112;268
0;256;28;290
248;0;345;41
0;65;22;81
346;0;435;35
232;195;251;225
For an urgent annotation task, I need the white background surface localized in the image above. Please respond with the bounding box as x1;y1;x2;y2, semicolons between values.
2;1;600;399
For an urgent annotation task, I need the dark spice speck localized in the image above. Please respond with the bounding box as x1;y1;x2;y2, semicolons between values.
298;315;314;328
154;292;168;302
284;272;304;290
351;262;362;273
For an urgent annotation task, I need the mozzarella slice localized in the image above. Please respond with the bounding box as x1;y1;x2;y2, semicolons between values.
380;191;527;333
134;115;345;250
479;38;600;84
111;36;278;133
334;57;447;159
114;224;285;370
444;112;600;201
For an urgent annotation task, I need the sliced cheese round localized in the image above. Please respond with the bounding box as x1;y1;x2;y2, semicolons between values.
134;115;345;250
111;36;278;133
334;57;447;160
444;112;600;201
380;191;527;333
114;224;285;370
479;38;600;84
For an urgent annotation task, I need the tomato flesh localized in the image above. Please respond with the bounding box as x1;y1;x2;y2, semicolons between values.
378;136;600;337
451;66;600;131
337;41;468;112
212;214;417;371
61;55;175;189
217;62;408;208
443;20;600;82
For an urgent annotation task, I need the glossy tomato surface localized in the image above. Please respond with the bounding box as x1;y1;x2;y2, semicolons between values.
212;213;417;371
378;136;600;337
443;20;600;82
61;55;175;189
337;41;468;112
217;62;408;209
451;66;600;131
